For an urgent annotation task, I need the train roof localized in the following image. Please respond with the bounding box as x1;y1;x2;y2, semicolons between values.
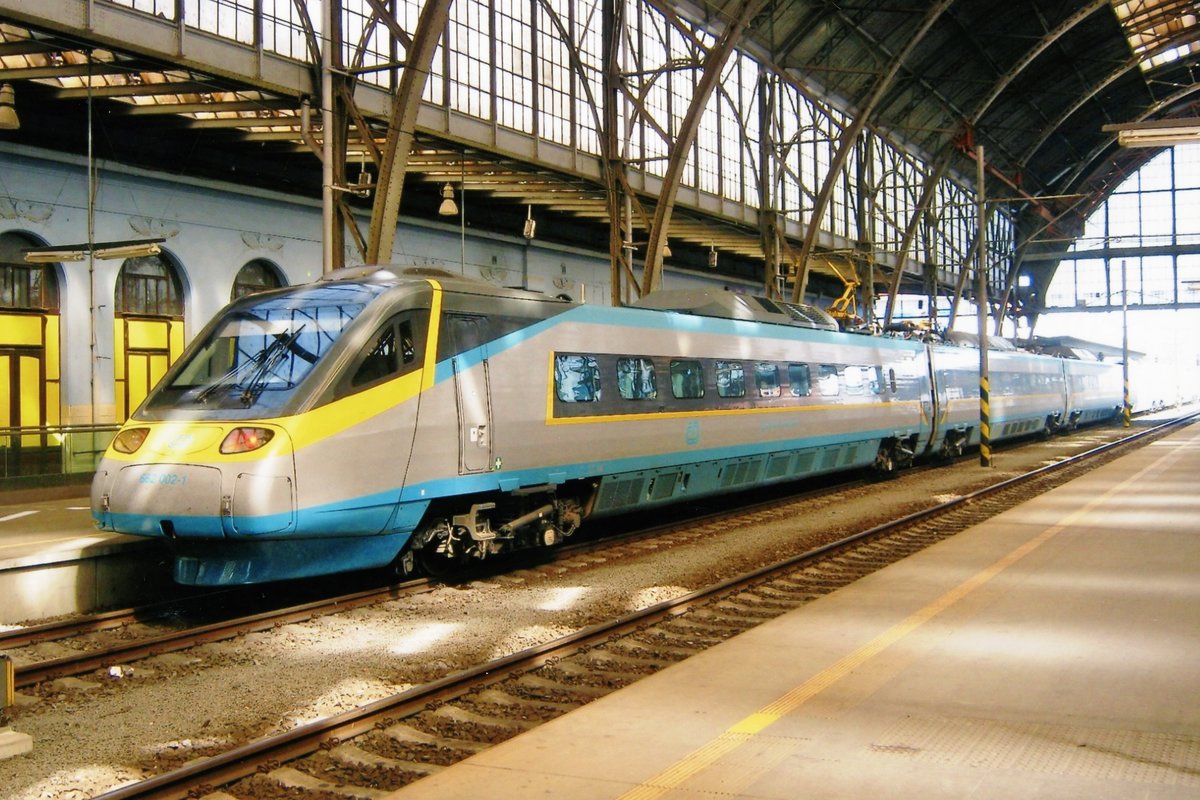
318;264;572;304
632;288;839;332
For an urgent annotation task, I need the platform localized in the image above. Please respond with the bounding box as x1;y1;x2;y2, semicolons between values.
386;422;1200;799
0;494;170;624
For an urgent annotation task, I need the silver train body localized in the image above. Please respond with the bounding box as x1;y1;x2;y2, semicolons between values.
91;267;1124;584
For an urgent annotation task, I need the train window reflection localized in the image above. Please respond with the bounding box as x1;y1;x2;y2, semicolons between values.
670;360;704;399
555;354;601;402
818;364;840;396
716;361;745;398
617;357;657;400
788;363;811;396
755;363;780;397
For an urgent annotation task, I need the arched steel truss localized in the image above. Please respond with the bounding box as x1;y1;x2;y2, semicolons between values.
2;0;1198;330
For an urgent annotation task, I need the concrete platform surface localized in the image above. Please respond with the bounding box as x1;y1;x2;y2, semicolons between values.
0;494;168;624
384;423;1200;799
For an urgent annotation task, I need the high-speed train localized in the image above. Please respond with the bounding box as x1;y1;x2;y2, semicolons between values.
91;266;1124;585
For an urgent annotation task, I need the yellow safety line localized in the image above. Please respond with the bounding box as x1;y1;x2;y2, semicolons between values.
618;430;1192;800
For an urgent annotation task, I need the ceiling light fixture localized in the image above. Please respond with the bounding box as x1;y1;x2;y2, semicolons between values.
0;83;19;130
523;205;536;240
1103;117;1200;148
437;182;458;216
23;238;165;263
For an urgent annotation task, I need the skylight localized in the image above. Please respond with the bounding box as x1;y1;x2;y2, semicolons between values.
1112;0;1200;71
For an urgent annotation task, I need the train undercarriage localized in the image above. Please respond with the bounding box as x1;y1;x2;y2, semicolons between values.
404;486;589;575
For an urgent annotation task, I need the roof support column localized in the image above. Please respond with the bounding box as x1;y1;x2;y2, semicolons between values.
792;0;954;303
758;70;782;298
603;0;629;306
882;155;950;326
366;0;452;264
640;0;765;295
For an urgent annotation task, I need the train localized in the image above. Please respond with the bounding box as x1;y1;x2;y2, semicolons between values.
90;266;1125;585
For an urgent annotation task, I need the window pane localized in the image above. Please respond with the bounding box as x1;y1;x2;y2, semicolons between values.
755;362;780;397
555;354;601;402
788;363;811;396
670;359;704;399
818;364;840;396
617;357;657;400
716;361;745;397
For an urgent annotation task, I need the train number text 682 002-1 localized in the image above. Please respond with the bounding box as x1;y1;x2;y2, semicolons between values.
139;472;188;486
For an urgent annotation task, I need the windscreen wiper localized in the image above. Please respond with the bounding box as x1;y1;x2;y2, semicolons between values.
239;324;307;406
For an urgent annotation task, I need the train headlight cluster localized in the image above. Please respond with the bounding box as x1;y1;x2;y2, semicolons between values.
220;427;275;454
112;427;150;454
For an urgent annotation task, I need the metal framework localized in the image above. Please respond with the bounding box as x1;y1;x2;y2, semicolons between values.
1;0;1198;328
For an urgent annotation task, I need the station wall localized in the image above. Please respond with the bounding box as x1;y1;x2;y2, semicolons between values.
0;145;731;427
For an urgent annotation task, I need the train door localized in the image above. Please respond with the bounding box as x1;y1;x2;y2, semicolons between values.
924;346;945;452
447;315;493;474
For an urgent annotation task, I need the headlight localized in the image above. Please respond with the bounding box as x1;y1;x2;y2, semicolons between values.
220;427;275;454
112;427;150;454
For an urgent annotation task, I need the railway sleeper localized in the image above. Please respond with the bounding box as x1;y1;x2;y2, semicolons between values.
636;629;724;651
751;583;818;601
507;673;611;701
260;765;390;799
605;640;696;662
729;593;802;612
579;650;667;675
380;721;492;756
684;607;762;628
536;662;637;690
429;702;540;734
473;687;577;714
329;742;443;778
659;616;751;636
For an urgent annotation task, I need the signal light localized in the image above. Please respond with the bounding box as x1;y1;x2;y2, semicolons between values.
112;427;150;454
220;427;275;454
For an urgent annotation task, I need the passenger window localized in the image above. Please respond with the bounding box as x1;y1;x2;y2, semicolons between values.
670;359;705;399
351;326;399;387
818;364;840;397
888;368;897;393
555;354;601;402
843;366;865;396
617;357;657;400
788;363;811;396
755;363;780;397
716;361;745;398
348;317;421;390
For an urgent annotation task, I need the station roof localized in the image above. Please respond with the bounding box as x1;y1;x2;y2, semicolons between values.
0;1;1195;303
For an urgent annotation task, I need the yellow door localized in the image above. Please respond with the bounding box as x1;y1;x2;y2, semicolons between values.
115;318;183;420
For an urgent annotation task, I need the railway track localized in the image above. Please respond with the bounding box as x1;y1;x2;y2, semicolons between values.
0;419;1130;690
88;414;1195;799
1;466;855;689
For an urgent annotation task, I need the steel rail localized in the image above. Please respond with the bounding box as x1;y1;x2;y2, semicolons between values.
13;581;428;688
91;411;1196;800
6;467;866;684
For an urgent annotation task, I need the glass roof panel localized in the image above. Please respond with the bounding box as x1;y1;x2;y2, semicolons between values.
1112;0;1200;71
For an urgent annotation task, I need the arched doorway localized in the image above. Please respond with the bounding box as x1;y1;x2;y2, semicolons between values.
0;231;62;475
231;258;285;301
113;253;185;420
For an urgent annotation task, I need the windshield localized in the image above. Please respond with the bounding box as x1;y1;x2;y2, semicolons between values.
151;283;386;413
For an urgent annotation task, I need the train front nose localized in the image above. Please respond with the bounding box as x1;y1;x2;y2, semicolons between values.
93;424;296;539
